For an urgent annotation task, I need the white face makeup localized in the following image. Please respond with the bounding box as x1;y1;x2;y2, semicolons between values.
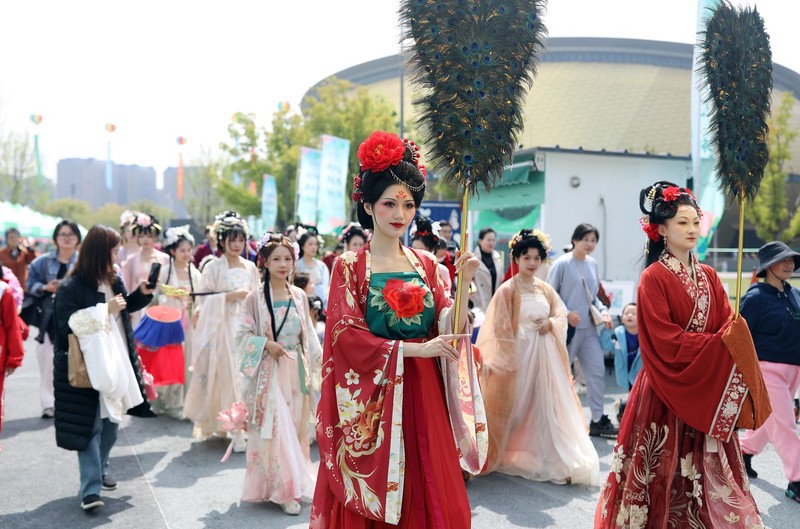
365;183;417;239
658;204;701;254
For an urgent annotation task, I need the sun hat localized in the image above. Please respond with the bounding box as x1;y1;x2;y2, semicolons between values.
755;241;800;278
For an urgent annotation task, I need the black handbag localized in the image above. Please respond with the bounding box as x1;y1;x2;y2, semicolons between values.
20;293;45;328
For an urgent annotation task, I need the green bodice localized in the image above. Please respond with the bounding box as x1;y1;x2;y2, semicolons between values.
365;272;435;340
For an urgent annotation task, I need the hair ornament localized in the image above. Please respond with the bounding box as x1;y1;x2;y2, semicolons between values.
164;225;194;248
132;212;162;235
389;167;426;192
354;131;427;199
351;175;364;202
357;131;406;173
210;211;250;244
661;185;682;203
509;228;552;254
120;209;139;229
640;216;661;242
257;232;283;251
338;222;364;242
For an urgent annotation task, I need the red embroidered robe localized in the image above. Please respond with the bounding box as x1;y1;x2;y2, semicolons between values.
595;252;771;529
310;245;487;527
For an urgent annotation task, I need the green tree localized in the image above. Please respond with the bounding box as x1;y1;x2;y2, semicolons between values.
42;197;93;226
91;203;128;229
300;78;400;223
128;200;175;228
747;92;798;241
218;112;268;218
0;131;37;205
184;151;228;226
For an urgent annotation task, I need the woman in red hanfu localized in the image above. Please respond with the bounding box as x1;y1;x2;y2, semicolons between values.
595;182;772;529
310;131;488;528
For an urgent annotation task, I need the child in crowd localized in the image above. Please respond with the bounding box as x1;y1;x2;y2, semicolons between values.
601;302;640;423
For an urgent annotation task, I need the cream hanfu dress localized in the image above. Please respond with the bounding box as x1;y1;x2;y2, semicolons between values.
183;255;258;437
235;283;322;503
477;275;600;485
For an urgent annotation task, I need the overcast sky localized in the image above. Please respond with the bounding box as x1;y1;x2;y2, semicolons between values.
1;0;796;184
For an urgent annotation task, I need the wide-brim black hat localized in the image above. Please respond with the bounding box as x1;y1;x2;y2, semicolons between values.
755;241;800;277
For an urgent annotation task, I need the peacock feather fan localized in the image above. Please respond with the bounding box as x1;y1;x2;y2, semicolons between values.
700;0;772;201
400;0;547;195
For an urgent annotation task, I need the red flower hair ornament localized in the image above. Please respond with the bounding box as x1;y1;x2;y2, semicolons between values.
357;131;406;173
640;216;661;242
662;186;682;203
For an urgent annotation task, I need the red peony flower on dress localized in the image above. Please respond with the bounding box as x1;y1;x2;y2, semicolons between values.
662;186;682;202
358;131;406;172
382;278;426;319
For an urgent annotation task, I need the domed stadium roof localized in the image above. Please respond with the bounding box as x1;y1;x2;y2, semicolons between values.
309;37;800;173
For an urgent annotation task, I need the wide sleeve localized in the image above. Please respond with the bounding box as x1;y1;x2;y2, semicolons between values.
637;265;749;440
1;291;25;369
425;250;487;477
475;282;517;375
542;280;574;375
312;253;406;524
235;289;263;362
191;260;228;365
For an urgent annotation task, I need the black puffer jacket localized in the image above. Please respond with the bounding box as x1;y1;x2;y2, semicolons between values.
53;275;156;451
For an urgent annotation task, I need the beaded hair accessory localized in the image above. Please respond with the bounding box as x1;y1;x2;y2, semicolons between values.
352;131;427;202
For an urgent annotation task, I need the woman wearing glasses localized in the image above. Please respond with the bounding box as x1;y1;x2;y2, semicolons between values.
26;220;81;419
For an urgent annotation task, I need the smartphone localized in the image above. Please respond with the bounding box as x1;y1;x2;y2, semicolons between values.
146;262;161;289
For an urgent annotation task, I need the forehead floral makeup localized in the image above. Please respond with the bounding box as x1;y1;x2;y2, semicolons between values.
394;189;409;200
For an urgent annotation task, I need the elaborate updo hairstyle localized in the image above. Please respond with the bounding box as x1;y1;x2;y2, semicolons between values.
131;212;163;237
119;210;139;243
162;225;197;289
257;232;297;337
339;222;367;249
211;211;249;253
411;216;439;253
509;229;551;261
296;224;320;259
352;131;427;230
639;181;701;268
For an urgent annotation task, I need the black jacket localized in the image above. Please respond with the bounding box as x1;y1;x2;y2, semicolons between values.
53;274;156;451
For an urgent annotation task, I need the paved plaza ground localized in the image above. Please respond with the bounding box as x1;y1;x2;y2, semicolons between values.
0;335;796;528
